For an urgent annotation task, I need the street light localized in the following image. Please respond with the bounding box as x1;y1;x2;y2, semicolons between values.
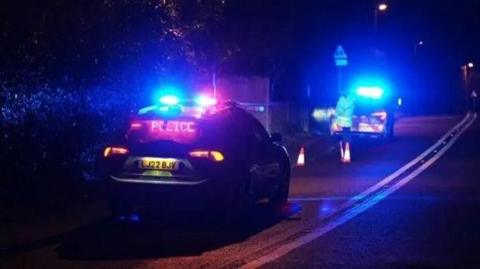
462;62;476;111
414;40;424;55
378;3;388;11
462;62;474;96
374;3;388;34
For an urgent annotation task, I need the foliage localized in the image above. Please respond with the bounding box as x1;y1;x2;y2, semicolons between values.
0;0;298;205
0;77;139;201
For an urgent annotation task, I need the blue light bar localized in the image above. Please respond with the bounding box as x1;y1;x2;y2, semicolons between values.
356;86;384;99
159;95;179;105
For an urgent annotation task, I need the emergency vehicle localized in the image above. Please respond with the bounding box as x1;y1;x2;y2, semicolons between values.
331;85;397;140
96;95;291;218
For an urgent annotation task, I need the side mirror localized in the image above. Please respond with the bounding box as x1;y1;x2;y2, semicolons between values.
270;133;282;142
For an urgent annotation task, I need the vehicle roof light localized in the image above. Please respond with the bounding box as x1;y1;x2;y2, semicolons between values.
195;95;218;107
159;95;179;106
356;86;384;99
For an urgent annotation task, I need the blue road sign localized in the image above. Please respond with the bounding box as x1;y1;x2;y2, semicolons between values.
334;45;348;67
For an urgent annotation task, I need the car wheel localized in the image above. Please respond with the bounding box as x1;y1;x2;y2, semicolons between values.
380;122;394;143
228;169;255;220
388;122;395;140
385;122;395;142
268;162;290;207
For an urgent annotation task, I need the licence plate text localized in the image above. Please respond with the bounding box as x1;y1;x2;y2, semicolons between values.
139;158;178;170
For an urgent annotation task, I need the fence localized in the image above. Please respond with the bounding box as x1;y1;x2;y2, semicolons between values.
241;102;309;134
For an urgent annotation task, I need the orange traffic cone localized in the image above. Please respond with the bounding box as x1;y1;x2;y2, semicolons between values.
296;147;305;166
342;143;351;163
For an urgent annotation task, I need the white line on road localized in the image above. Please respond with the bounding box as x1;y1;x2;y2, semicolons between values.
289;196;359;201
292;114;472;205
240;113;476;269
350;113;472;203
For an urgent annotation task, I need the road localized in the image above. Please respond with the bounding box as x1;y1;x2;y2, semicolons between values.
1;114;479;269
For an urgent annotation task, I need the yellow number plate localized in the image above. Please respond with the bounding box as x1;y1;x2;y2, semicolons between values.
139;158;178;170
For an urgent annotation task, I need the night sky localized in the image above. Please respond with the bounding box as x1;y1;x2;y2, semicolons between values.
1;0;479;112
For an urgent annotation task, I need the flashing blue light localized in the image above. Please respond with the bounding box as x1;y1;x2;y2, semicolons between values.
350;75;391;101
356;86;384;99
153;84;183;104
159;95;179;105
129;213;141;222
117;214;141;223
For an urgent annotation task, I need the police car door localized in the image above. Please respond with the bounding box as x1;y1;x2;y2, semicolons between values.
246;116;281;193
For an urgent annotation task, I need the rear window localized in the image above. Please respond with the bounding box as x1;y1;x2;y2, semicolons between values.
126;112;229;146
127;118;200;144
354;101;392;115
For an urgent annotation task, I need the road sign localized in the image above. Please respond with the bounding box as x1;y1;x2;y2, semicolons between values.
334;45;348;92
334;45;348;67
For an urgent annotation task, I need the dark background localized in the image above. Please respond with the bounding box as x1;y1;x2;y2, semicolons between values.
1;0;479;106
1;0;479;209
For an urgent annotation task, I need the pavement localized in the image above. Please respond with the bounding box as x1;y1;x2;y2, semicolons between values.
1;114;479;269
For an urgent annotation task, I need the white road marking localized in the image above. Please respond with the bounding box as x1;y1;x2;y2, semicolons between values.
350;113;471;203
289;196;359;201
241;114;476;269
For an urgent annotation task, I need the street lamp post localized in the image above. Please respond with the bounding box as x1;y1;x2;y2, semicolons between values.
462;62;474;86
461;62;475;111
414;40;424;56
374;3;388;34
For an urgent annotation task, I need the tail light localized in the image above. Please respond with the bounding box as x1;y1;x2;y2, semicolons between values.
104;147;129;158
189;150;224;162
331;122;341;131
371;111;387;121
130;122;142;130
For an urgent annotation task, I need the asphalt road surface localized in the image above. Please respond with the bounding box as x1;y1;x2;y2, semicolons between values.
1;114;479;269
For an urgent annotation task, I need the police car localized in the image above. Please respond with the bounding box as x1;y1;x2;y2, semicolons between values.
331;85;396;140
97;95;290;218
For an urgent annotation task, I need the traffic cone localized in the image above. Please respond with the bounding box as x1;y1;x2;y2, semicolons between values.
342;143;351;163
296;147;305;166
